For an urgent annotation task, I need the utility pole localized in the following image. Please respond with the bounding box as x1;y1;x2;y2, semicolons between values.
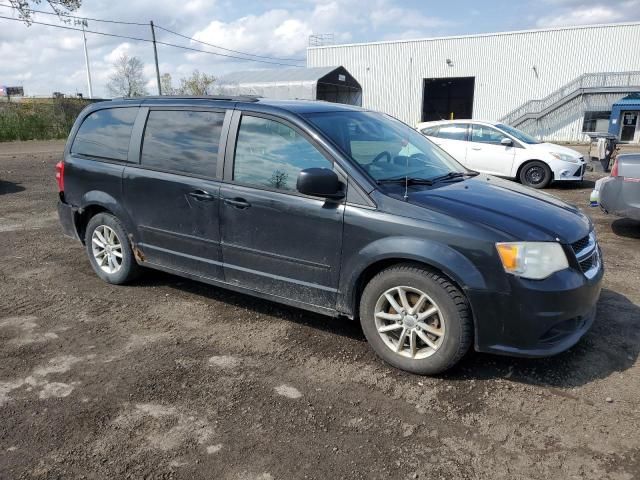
150;21;162;95
75;19;93;98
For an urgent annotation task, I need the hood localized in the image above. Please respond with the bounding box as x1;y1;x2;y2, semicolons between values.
528;142;583;159
405;175;591;242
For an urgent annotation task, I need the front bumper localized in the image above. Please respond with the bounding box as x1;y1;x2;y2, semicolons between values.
57;199;80;240
468;259;603;357
554;162;586;181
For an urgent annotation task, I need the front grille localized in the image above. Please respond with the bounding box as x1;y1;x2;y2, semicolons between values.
578;252;597;273
571;235;590;254
571;231;600;278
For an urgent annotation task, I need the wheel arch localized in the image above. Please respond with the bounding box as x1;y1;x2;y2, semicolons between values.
75;191;137;245
338;237;487;320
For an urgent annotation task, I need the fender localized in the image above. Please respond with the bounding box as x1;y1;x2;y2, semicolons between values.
337;236;488;316
78;190;141;244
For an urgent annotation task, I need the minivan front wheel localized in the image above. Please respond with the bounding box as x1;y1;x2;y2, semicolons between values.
359;264;472;375
520;161;552;189
85;213;141;284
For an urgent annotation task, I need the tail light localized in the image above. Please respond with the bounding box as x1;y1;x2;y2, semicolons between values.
610;157;619;177
55;161;65;192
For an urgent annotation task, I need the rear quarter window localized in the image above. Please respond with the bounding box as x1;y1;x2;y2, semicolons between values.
71;107;138;161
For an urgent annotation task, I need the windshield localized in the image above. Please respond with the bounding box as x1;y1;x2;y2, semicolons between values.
304;111;467;182
495;123;541;144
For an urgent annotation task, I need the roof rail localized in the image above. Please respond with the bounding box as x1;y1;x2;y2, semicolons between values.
112;95;261;102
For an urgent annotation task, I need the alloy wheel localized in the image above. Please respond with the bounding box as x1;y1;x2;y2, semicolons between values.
91;225;123;274
373;286;445;359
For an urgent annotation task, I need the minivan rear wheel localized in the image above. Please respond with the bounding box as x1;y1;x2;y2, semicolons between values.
85;213;141;284
519;161;552;189
359;264;472;375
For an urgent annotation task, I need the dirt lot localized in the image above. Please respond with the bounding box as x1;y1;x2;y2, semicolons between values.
1;141;639;480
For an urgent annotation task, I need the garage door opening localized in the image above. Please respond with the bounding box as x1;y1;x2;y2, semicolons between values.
422;77;475;122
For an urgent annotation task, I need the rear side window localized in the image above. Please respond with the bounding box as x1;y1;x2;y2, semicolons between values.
233;115;332;192
437;124;468;141
71;107;138;161
141;110;225;177
421;126;439;137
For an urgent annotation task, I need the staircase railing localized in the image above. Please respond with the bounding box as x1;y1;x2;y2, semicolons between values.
500;71;640;126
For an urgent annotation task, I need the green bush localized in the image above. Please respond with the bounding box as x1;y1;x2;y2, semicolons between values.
0;98;100;142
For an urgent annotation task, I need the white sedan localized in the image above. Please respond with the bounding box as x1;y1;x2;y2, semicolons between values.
416;120;586;189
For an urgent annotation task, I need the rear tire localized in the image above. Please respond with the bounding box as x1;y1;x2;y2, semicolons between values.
519;161;552;189
359;264;472;375
85;213;141;285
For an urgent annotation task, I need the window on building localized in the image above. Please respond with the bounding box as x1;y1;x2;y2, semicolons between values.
436;124;468;141
141;110;225;177
582;111;611;133
471;124;510;145
233;115;332;192
71;107;138;161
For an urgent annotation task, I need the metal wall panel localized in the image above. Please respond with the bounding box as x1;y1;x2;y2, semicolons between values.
307;23;640;140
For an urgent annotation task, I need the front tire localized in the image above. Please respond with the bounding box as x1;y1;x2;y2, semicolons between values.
519;161;552;189
359;264;472;375
85;213;141;284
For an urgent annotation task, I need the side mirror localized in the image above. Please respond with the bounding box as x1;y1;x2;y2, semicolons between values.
501;137;513;147
297;168;344;199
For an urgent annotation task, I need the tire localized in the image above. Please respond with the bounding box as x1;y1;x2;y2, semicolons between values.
84;212;141;285
359;264;472;375
519;160;552;189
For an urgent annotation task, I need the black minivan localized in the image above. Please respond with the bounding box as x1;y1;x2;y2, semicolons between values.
57;96;603;374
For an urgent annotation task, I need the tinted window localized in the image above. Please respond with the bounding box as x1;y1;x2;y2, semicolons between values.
471;124;509;145
141;110;224;177
72;107;137;161
437;124;468;141
421;126;439;136
233;115;332;192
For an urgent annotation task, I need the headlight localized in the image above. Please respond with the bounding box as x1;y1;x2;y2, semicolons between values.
550;152;580;164
496;242;568;280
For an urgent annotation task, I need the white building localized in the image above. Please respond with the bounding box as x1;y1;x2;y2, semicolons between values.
307;22;640;142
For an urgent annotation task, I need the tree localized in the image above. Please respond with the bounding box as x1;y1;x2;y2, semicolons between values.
177;70;216;95
9;0;81;24
160;73;176;95
106;54;148;98
269;170;289;190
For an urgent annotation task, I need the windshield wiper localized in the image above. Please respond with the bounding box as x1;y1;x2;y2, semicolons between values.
376;177;434;186
429;171;479;183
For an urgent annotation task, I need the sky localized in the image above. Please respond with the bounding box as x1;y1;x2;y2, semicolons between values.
1;0;639;98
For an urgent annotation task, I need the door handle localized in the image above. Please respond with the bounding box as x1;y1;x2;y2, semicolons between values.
188;190;215;201
223;197;251;209
471;147;482;151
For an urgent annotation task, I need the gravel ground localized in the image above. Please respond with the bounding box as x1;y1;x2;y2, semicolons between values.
0;141;639;480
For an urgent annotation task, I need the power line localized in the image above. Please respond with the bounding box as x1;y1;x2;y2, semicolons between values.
154;24;305;63
0;3;148;25
0;14;305;67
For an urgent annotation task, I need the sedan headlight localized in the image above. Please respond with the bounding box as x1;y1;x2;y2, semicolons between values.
496;242;569;280
550;152;581;164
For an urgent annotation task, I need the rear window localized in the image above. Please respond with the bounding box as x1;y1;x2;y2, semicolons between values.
141;110;225;177
71;107;138;161
437;124;468;141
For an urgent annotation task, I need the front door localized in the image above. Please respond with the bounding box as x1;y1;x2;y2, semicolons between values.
219;112;344;309
123;108;227;279
621;111;639;142
465;124;516;176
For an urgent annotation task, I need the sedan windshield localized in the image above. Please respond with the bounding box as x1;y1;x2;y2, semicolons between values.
496;123;541;144
304;111;467;182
